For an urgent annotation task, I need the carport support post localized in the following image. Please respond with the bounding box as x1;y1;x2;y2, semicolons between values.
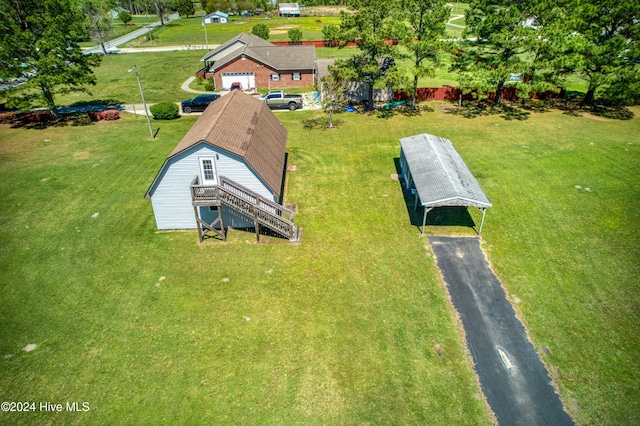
422;207;433;234
478;207;487;236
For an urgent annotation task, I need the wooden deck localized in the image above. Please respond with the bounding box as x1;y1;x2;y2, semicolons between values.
191;175;299;242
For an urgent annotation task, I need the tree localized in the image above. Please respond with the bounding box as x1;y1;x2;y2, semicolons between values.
118;10;133;25
288;28;303;44
205;0;231;14
338;0;401;110
236;1;255;14
453;0;538;104
252;23;269;40
322;65;349;128
397;0;450;109
149;0;173;24
563;0;640;106
175;0;195;17
0;0;101;116
322;24;340;47
82;0;116;55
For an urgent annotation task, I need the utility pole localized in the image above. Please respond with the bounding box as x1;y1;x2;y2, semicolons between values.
203;19;209;50
128;65;154;139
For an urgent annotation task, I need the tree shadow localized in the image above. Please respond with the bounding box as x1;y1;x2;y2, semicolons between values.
589;106;634;120
547;92;634;120
375;105;429;119
446;100;533;120
67;99;123;108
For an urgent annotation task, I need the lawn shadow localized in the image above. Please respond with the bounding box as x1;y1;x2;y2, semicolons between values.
548;92;635;120
589;105;634;120
446;100;533;121
67;99;123;108
374;105;428;119
393;158;476;233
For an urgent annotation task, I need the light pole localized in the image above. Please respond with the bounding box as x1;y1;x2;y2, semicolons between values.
128;65;154;139
202;19;209;50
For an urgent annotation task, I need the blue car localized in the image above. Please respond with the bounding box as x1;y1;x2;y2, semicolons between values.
181;94;220;113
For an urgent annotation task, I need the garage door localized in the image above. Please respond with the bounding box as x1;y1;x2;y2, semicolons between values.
221;72;255;90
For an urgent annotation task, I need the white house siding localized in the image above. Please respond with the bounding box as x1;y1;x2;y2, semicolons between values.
149;143;277;230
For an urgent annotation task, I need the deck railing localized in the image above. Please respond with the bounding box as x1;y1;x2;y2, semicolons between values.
190;175;299;241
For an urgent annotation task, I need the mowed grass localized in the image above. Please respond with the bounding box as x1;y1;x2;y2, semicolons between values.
130;15;342;47
0;113;488;424
55;51;206;106
1;103;639;424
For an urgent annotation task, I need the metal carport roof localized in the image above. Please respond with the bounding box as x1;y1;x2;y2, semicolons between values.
399;133;492;234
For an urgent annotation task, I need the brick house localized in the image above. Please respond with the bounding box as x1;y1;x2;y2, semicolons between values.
201;33;316;91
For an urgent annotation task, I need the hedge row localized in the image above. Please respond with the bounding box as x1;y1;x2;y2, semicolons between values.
0;109;120;125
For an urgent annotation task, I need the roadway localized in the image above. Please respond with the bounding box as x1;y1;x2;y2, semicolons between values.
82;13;180;55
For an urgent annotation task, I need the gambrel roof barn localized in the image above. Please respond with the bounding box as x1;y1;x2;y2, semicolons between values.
145;91;298;242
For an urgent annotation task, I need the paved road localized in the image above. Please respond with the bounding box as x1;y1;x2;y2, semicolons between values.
428;236;574;426
83;13;180;55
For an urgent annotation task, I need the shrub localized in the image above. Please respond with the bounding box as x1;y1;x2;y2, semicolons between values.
252;23;269;40
149;102;179;120
0;112;17;124
17;110;53;125
87;111;102;122
100;109;120;121
71;114;93;126
204;78;214;91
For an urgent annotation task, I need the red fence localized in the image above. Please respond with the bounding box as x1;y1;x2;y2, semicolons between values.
270;40;358;47
394;87;564;102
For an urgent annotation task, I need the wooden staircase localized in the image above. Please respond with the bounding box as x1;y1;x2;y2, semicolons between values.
191;175;300;243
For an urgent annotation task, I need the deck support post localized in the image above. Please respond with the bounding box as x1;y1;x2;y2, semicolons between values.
194;205;204;243
218;205;226;242
253;207;260;242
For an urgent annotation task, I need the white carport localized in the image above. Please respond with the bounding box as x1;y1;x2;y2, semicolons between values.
399;133;492;235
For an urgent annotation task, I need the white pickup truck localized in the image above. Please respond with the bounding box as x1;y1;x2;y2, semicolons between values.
260;90;303;111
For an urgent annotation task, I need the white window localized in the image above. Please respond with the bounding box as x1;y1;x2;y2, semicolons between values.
270;74;280;81
199;157;217;185
292;73;301;81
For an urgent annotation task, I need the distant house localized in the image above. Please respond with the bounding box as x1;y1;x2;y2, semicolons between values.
204;11;229;24
200;33;316;91
279;3;300;17
145;91;299;242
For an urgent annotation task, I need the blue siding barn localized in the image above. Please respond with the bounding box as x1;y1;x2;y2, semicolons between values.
145;91;299;242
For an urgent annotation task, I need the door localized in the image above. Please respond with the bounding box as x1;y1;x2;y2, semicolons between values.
199;157;217;185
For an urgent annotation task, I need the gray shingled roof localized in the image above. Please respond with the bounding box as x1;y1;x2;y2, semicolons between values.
201;33;273;62
201;33;316;71
211;45;316;72
145;91;287;198
399;134;492;208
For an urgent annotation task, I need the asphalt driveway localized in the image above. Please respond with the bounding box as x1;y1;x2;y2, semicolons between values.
428;236;574;426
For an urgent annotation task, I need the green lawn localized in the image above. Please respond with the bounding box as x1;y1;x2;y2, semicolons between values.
78;16;160;48
55;51;206;106
1;102;639;424
128;15;342;47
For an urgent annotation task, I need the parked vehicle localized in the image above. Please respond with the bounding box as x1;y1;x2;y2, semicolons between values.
260;90;303;111
181;94;221;113
229;82;243;91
